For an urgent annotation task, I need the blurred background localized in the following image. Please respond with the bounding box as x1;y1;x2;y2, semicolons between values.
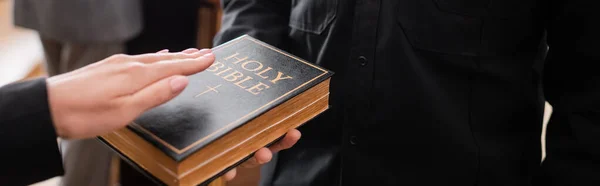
0;0;222;86
0;0;260;185
0;0;553;185
0;0;44;86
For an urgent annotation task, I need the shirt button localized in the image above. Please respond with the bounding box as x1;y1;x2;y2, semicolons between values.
358;56;367;66
349;136;358;145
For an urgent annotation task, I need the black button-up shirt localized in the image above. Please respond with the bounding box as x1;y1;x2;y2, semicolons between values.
214;0;600;185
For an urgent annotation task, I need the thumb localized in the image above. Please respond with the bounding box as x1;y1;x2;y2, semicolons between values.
223;168;237;181
128;75;188;113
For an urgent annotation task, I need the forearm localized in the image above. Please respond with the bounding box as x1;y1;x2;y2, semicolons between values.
0;78;64;185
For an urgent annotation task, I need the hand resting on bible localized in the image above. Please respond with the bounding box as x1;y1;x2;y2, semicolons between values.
47;48;214;139
44;48;301;181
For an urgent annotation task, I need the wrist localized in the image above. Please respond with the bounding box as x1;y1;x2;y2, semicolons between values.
46;77;67;138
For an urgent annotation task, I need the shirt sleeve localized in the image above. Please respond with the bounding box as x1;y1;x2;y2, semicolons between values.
212;0;291;49
0;78;64;185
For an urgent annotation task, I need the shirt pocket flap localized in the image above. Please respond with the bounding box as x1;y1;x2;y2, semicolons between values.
289;0;338;35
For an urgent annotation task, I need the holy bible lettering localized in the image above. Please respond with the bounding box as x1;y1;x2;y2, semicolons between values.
98;35;333;186
206;52;293;95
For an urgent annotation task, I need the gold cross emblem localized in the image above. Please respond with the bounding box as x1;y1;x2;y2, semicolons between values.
195;84;222;97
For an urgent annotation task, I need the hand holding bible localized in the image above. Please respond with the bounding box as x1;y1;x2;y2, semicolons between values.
223;129;301;180
90;35;329;184
46;48;214;139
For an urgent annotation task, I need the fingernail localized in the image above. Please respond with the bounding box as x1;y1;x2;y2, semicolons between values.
182;48;199;54
202;53;214;57
158;49;169;53
193;48;210;55
170;76;188;93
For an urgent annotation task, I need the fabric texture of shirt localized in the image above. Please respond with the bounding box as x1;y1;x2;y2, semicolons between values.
0;78;63;185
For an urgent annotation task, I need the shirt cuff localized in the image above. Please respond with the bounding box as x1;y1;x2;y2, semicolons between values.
0;78;64;185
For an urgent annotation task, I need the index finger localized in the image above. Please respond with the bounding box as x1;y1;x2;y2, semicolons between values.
145;52;215;81
240;148;272;168
132;49;211;63
120;52;215;95
268;129;301;153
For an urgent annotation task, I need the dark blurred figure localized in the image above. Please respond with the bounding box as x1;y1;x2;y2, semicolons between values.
214;0;600;186
120;1;200;185
13;1;142;186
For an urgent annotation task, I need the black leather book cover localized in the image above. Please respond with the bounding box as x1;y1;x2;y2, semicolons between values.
129;35;333;161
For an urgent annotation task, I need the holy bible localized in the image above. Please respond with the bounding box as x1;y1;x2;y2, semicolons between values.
98;35;333;186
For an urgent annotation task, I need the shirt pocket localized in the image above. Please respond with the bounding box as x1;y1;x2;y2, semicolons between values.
397;0;540;57
289;0;338;35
